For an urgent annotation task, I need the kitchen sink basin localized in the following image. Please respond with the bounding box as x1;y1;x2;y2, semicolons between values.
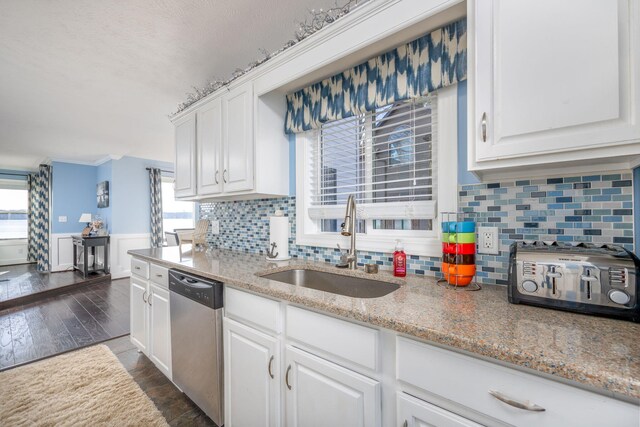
261;269;400;298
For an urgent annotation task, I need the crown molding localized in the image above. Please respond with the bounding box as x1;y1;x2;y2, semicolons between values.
48;154;123;167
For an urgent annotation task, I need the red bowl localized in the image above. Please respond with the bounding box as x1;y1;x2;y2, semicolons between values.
442;242;476;255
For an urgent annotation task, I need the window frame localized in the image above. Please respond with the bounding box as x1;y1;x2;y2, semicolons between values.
160;176;197;233
0;179;29;241
295;85;458;257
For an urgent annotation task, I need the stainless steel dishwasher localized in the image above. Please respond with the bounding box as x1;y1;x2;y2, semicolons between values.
169;269;224;426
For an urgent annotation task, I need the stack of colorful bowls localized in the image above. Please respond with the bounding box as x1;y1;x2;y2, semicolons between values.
441;221;476;286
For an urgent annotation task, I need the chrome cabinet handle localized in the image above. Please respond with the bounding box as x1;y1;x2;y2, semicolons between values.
481;112;487;142
155;273;163;278
148;291;153;306
223;169;228;183
215;170;219;184
142;290;147;303
488;389;545;412
135;266;141;270
285;365;292;390
268;356;274;379
402;421;408;427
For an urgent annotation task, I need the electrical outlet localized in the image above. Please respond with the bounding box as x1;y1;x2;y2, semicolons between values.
58;216;67;223
477;226;499;255
211;220;220;235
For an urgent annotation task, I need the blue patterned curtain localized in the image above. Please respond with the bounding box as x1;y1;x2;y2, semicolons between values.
285;18;467;134
28;164;51;272
26;173;38;263
149;168;164;248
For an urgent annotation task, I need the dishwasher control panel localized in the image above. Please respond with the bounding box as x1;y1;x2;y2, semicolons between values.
169;269;223;309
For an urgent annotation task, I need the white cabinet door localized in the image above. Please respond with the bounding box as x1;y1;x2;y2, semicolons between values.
224;318;280;427
130;276;148;353
285;346;380;427
174;113;197;198
223;82;254;193
472;0;640;162
197;98;223;196
397;393;482;427
148;283;171;379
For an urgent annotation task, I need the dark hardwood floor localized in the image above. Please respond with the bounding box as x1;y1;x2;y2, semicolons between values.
105;336;217;426
0;263;110;310
0;278;130;370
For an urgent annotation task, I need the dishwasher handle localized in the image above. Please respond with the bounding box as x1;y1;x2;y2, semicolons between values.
178;275;211;289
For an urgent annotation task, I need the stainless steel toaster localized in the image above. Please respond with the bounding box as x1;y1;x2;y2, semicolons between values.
508;241;640;322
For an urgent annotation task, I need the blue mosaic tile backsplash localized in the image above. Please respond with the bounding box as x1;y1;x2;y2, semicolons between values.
199;197;443;276
199;172;635;285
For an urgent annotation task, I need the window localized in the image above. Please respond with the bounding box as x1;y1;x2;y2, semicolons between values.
296;86;458;256
0;179;28;240
161;179;195;232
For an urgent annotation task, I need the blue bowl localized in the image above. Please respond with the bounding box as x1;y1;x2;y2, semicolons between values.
441;221;476;233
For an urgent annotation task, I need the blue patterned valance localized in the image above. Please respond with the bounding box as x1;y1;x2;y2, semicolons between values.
285;18;467;134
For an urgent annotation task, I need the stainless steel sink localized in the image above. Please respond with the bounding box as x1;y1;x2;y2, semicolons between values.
261;269;400;298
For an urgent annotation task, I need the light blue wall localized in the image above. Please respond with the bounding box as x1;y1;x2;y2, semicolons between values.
110;156;173;234
49;157;172;235
634;167;639;254
289;133;296;196
96;160;113;233
51;162;97;233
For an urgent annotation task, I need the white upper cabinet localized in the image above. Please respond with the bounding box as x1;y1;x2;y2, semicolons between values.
223;81;254;192
196;97;223;196
172;80;288;200
174;113;197;198
469;0;640;173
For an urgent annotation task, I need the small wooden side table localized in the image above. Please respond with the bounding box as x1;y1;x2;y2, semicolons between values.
72;235;110;279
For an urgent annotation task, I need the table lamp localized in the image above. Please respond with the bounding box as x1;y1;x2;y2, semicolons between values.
79;213;92;236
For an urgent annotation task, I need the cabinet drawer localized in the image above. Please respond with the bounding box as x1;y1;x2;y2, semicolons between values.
397;337;639;427
131;258;149;279
149;263;169;288
225;287;281;334
286;305;378;372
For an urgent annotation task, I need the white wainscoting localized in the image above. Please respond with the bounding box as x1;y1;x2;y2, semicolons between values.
51;234;75;272
110;233;151;279
50;233;151;278
0;239;28;266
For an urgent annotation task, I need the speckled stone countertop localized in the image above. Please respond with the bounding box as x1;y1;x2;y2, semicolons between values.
129;247;640;401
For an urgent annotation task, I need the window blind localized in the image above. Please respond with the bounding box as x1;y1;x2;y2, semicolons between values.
307;96;437;221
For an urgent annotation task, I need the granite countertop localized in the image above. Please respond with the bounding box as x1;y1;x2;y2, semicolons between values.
128;247;640;401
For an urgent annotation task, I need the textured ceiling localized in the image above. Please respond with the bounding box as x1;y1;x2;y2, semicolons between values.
0;0;339;170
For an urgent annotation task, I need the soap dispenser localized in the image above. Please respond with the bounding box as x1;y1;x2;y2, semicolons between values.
393;240;406;277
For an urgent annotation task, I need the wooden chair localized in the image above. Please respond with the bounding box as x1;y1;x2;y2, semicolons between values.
192;219;210;251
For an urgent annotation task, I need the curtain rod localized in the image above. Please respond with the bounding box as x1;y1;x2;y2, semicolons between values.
0;172;31;177
145;167;173;174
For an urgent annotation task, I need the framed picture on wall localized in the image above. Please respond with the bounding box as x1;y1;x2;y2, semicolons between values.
97;181;109;208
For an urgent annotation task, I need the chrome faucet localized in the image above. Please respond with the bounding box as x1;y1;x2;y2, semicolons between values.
337;194;357;270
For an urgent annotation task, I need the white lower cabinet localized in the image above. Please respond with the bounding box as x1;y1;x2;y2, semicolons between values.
130;258;172;380
223;318;280;427
224;287;639;427
398;393;481;427
129;275;148;352
285;345;380;427
148;282;171;378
